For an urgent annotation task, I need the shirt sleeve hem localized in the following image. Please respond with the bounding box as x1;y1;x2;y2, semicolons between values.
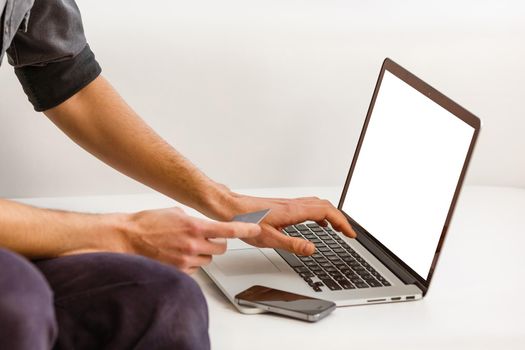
14;43;102;112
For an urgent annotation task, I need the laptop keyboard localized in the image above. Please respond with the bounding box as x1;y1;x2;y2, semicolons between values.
276;223;391;292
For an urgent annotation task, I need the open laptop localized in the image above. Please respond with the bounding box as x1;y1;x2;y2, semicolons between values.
202;58;481;313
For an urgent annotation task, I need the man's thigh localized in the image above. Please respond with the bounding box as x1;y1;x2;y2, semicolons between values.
34;253;210;350
0;248;57;350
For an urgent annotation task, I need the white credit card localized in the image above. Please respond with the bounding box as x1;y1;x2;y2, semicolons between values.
232;209;271;224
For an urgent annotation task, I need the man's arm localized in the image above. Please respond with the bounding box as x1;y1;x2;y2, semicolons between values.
0;198;125;259
0;198;260;273
44;76;228;220
45;76;356;256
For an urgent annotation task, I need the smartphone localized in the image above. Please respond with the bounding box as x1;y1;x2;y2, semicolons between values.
235;285;336;322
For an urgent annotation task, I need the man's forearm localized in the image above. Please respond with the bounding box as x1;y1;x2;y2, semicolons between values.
0;199;126;259
44;76;236;220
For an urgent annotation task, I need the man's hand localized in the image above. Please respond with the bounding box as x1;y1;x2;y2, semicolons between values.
226;194;357;256
122;207;261;274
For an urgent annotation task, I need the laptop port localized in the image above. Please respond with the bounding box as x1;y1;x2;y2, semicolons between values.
391;297;401;301
406;296;415;300
367;298;386;303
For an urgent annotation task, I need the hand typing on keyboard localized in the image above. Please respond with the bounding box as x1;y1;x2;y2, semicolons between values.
278;223;390;292
227;195;357;256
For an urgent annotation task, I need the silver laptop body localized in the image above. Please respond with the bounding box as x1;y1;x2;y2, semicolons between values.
203;58;480;313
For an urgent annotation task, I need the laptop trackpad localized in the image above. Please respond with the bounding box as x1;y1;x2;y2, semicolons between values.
213;249;279;276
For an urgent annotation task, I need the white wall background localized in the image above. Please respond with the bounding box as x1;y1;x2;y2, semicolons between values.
1;0;524;198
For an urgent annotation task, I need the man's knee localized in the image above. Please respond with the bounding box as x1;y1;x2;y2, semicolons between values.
117;255;210;350
0;249;57;350
145;267;210;350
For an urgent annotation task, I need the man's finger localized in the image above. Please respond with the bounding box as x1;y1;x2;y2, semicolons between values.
310;206;356;238
201;220;261;239
264;225;315;256
202;238;228;255
284;204;356;238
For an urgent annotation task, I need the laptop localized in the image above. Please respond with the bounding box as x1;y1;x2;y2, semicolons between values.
202;58;481;313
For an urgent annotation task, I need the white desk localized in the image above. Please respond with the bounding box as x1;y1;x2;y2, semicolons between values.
16;186;525;350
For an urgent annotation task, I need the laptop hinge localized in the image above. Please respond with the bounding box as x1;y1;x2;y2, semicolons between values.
345;214;428;295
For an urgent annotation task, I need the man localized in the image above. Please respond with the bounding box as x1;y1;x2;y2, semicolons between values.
0;1;356;349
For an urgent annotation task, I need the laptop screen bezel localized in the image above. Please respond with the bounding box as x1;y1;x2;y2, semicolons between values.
337;58;480;293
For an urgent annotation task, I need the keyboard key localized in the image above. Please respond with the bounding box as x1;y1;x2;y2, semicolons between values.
329;270;343;277
284;226;297;233
355;282;369;289
318;247;331;252
294;266;309;273
306;223;318;228
368;280;382;287
333;248;346;254
333;275;347;282
276;249;303;267
349;276;363;284
299;272;314;278
324;279;342;291
340;280;355;289
313;286;322;292
313;241;326;248
361;274;376;281
378;277;390;285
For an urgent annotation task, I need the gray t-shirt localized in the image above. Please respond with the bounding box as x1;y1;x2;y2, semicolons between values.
1;0;101;111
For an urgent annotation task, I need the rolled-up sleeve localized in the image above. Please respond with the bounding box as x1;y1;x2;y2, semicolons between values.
6;0;101;111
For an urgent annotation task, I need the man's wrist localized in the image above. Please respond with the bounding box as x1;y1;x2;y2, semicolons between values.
200;183;244;221
80;213;134;255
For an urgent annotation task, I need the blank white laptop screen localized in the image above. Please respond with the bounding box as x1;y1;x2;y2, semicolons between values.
342;71;475;279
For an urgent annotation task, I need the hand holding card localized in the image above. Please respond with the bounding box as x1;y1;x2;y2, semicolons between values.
232;209;271;225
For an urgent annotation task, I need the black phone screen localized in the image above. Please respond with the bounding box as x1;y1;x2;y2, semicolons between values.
235;285;335;316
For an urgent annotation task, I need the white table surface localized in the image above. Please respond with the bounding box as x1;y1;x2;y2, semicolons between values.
15;186;525;350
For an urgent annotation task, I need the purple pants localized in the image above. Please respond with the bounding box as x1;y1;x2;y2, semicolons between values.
0;248;210;350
